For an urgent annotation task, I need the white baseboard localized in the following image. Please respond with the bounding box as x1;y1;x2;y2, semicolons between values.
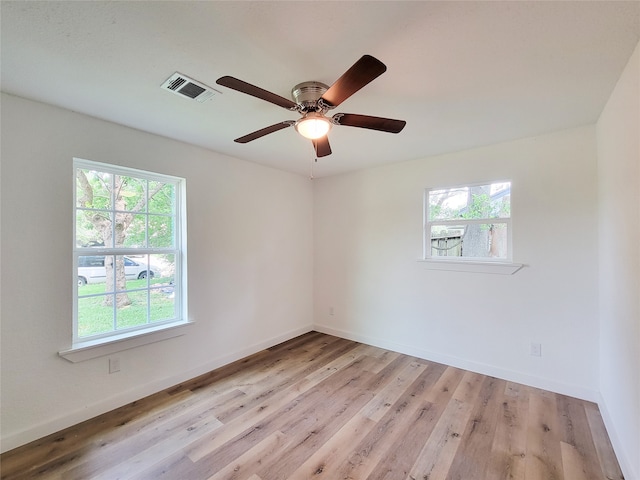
1;324;314;454
596;393;639;480
313;324;600;402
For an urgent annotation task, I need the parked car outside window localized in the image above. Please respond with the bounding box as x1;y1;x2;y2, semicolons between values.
77;256;154;286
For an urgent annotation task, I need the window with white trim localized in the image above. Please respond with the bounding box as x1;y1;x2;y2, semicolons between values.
425;181;511;261
73;159;187;345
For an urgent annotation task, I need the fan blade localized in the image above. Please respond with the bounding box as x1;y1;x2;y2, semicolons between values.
234;121;294;143
319;55;387;108
332;113;406;133
217;76;298;110
312;136;332;157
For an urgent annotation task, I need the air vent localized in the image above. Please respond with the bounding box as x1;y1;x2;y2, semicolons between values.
161;72;220;103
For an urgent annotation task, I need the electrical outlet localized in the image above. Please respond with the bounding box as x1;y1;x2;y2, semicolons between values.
109;357;121;374
329;307;335;316
530;343;542;357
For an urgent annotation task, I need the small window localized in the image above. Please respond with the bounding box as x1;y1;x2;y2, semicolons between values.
425;181;511;261
73;158;187;344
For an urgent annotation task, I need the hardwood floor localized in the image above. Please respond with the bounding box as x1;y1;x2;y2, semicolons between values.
1;332;623;479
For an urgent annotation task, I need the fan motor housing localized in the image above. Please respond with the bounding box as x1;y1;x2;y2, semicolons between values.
291;81;329;110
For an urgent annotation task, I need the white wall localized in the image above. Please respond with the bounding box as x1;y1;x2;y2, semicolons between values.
314;126;600;400
596;40;640;480
0;93;314;452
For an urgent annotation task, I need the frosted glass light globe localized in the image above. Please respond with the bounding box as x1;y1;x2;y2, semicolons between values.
295;113;331;139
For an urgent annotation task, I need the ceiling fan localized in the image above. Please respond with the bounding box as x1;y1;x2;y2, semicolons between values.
216;55;406;158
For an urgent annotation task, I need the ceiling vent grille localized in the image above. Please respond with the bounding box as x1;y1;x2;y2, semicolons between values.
161;72;220;103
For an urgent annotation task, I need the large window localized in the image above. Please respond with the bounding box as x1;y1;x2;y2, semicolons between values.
425;181;511;261
73;159;186;344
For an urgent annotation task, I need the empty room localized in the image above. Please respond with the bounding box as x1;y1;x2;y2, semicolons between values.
1;1;638;479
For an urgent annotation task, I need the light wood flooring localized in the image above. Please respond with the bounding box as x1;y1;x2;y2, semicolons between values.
1;332;624;479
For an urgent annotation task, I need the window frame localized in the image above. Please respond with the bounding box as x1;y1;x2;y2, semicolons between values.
423;180;514;263
69;158;189;354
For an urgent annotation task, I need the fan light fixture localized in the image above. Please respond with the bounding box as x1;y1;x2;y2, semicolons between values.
295;112;332;140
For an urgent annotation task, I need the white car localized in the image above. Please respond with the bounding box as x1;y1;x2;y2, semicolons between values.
77;256;154;286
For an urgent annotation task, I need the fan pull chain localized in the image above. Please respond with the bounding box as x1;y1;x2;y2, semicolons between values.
309;155;316;179
309;141;317;180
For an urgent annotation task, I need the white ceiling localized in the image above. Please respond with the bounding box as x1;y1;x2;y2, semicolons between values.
2;1;639;177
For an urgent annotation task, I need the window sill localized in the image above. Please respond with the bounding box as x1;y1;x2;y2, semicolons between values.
59;320;193;363
418;259;524;275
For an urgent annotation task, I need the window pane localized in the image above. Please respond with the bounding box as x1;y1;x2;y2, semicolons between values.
150;253;174;282
148;215;174;248
148;182;175;214
78;295;115;337
430;223;508;259
77;168;112;210
488;223;509;258
121;214;147;248
116;290;149;330
115;175;146;213
430;226;465;257
76;211;112;248
429;188;469;221
150;253;175;322
108;255;127;292
118;254;153;285
150;286;176;323
429;182;510;221
77;255;114;291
